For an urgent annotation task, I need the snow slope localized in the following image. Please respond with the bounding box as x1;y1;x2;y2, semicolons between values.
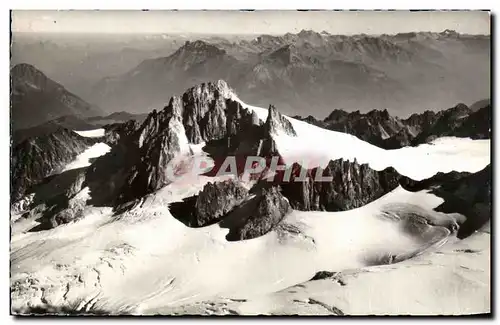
73;129;105;138
62;142;111;172
160;228;490;316
10;181;470;314
232;95;490;181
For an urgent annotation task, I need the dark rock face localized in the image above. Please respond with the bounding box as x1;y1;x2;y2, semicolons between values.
11;158;91;232
84;98;190;206
102;120;140;146
169;183;291;241
169;179;249;227
411;103;473;144
182;81;229;144
194;180;248;227
279;159;401;212
404;110;441;135
296;109;406;148
454;104;491;140
310;271;337;281
11;128;96;202
221;186;291;241
381;126;415;149
117;99;189;204
12;115;99;145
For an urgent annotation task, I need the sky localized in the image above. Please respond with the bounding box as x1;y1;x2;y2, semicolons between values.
11;10;491;35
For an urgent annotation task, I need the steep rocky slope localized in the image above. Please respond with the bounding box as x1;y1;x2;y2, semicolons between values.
278;159;401;212
11;128;97;202
11;63;102;130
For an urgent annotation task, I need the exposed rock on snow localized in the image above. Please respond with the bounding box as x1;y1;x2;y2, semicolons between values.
279;158;401;211
169;179;249;227
221;186;291;241
194;180;249;227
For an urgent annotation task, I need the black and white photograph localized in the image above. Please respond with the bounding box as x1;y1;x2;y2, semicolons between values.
9;9;491;316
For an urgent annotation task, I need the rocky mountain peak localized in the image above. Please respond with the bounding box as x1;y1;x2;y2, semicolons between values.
165;95;184;118
265;44;299;66
279;158;402;212
11;63;47;84
449;103;471;116
265;104;297;136
177;40;227;58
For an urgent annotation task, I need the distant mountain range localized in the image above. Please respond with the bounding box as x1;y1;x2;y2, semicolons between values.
90;30;490;117
10;64;103;130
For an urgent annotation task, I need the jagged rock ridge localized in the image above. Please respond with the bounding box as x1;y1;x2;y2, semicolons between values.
278;158;401;212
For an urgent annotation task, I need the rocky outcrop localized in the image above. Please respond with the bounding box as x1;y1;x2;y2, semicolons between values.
169;181;291;241
381;126;415;149
168;179;249;227
265;105;297;136
296;109;406;148
118;98;190;204
195;180;249;227
221;187;291;241
182;81;231;143
411;103;474;145
11;128;96;202
84;97;191;206
102;120;140;146
453;104;491;140
279;159;401;212
404;110;441;135
13;166;90;232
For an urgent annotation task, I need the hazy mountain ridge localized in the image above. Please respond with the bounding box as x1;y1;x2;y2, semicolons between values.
90;29;489;116
11;63;103;130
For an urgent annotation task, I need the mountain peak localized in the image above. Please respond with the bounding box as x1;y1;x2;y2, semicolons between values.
180;40;226;55
11;63;50;86
265;104;297;136
298;29;320;37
